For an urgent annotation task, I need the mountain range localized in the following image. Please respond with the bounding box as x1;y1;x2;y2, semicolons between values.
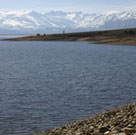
0;10;136;34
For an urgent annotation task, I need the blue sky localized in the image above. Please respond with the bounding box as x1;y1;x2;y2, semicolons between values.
0;0;136;13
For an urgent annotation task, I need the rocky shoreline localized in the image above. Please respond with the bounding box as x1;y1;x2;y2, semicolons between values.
37;103;136;135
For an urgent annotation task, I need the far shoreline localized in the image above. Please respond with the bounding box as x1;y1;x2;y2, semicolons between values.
3;28;136;46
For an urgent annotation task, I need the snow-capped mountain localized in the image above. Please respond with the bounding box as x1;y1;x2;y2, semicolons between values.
0;10;136;34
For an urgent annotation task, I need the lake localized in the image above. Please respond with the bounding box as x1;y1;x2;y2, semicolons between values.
0;41;136;135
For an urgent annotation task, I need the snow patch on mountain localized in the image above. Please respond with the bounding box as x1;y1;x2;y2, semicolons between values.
0;10;136;34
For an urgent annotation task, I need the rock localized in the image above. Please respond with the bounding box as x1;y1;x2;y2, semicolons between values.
75;129;83;135
99;127;109;133
112;133;126;135
111;130;119;134
93;131;104;135
128;124;133;128
104;131;110;135
89;126;94;133
118;133;126;135
75;131;82;135
123;128;136;135
132;121;136;126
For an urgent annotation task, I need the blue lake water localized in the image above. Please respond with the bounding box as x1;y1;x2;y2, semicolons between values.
0;41;136;135
0;35;29;40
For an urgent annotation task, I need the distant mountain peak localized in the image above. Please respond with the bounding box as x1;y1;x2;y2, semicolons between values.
0;10;136;34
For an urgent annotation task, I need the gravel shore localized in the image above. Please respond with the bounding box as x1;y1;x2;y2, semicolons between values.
37;102;136;135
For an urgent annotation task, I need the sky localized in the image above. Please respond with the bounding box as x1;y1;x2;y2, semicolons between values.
0;0;136;13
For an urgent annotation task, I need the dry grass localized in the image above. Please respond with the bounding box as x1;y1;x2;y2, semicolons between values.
5;28;136;45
